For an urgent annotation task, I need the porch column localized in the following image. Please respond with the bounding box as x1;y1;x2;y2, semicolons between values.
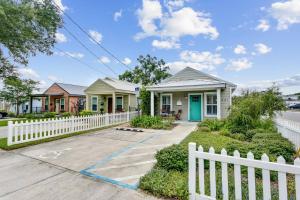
217;88;221;119
150;91;154;116
112;92;116;114
86;95;89;110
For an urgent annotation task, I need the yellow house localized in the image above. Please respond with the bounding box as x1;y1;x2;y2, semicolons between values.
85;78;139;113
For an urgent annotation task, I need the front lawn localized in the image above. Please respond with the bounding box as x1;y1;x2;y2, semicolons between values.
0;119;26;127
139;122;296;200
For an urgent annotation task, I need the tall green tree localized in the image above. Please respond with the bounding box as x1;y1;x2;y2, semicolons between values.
119;55;171;86
0;0;62;78
0;76;39;115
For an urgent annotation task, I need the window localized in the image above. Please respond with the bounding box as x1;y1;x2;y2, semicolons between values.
206;94;217;116
45;97;49;111
116;96;123;111
161;94;172;113
91;96;98;112
60;98;65;111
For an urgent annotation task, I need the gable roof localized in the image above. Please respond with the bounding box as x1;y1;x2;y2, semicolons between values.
102;77;140;92
85;77;140;94
44;83;87;96
147;67;236;91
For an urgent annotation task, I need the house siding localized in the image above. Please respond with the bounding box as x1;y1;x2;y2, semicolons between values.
156;88;232;121
85;79;115;94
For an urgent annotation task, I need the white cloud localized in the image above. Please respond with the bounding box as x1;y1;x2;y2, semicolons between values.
114;9;123;21
122;57;132;65
55;32;67;43
53;0;68;12
161;7;219;40
234;44;247;54
152;39;180;49
164;0;187;11
255;19;270;32
215;46;224;52
88;30;103;43
55;51;84;59
18;68;40;79
270;0;300;30
99;56;111;64
168;50;225;72
135;0;163;39
226;58;253;71
135;0;218;41
254;43;272;54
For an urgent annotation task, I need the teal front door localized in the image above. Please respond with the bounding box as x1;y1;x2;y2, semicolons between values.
189;95;202;121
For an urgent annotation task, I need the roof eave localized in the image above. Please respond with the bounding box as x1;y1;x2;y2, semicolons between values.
147;83;226;92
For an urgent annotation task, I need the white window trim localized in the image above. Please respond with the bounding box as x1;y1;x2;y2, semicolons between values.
160;93;173;114
91;96;98;112
188;93;203;121
116;96;124;110
204;92;218;117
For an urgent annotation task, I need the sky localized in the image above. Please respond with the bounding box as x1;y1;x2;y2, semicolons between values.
16;0;300;95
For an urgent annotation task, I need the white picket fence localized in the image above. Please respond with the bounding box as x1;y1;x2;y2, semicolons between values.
274;116;300;149
189;143;300;200
7;111;139;146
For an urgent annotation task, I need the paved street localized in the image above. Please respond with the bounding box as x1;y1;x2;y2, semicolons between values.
0;122;197;200
277;111;300;122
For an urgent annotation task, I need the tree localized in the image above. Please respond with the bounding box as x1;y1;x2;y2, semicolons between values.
0;0;62;78
0;76;39;115
119;55;171;86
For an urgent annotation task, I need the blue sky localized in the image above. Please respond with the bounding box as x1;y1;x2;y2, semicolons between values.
19;0;300;94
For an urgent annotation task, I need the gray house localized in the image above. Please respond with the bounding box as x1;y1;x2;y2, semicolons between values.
147;67;236;121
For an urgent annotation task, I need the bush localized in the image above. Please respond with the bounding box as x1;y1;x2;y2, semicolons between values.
61;112;71;117
7;112;16;118
198;119;225;131
198;126;211;132
79;110;93;116
130;115;172;129
43;112;56;118
155;145;188;172
140;169;188;200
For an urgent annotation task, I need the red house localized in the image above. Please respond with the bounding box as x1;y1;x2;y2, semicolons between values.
31;83;87;114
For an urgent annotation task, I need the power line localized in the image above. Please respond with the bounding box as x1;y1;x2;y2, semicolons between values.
61;24;118;75
54;46;110;77
52;2;132;70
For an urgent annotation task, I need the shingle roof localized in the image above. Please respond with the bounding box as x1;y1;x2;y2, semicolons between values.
102;77;140;92
56;83;87;95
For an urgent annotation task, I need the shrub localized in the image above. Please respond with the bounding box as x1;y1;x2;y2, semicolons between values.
198;126;211;132
130;115;172;129
62;112;71;117
43;112;56;118
139;169;188;200
155;145;188;172
79;110;93;116
7;112;16;118
198;119;225;131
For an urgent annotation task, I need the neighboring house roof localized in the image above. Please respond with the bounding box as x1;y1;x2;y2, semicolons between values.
147;67;236;91
102;77;140;92
43;83;87;96
85;77;140;94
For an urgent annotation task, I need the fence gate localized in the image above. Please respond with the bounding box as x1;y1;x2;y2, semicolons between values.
188;143;300;200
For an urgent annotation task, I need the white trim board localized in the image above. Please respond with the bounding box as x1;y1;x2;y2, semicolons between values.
160;93;173;113
204;92;218;118
188;93;204;121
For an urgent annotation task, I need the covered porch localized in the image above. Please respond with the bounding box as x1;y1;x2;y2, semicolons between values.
86;92;136;114
149;88;222;121
30;93;66;113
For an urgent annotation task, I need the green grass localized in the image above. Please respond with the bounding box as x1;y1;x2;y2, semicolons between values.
0;119;26;127
0;124;120;150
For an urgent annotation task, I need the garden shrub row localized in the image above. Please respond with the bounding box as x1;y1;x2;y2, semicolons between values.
130;115;173;129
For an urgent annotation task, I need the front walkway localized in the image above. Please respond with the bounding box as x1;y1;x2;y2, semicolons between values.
0;122;197;200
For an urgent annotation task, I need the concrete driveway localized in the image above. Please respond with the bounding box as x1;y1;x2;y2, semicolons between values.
0;122;196;200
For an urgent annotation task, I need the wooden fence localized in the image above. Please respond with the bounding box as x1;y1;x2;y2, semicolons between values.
188;143;300;200
7;111;139;146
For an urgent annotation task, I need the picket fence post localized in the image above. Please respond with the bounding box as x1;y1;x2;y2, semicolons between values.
7;121;13;145
188;143;196;200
